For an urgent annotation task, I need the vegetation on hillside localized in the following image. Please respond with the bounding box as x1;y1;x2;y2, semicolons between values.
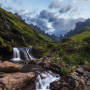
0;8;53;59
52;27;90;67
1;7;90;73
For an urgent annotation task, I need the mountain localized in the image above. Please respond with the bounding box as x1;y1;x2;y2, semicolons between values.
64;19;90;39
0;8;53;59
30;24;63;42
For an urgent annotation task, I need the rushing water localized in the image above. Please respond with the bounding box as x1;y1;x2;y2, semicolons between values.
11;47;33;62
11;47;60;90
36;71;60;90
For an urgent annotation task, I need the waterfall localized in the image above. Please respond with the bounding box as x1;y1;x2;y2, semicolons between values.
36;71;60;90
11;46;33;62
12;48;21;62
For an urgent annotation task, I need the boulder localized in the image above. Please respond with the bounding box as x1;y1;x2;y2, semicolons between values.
84;71;90;79
0;61;22;73
50;76;76;90
0;72;36;90
76;67;84;75
21;63;44;73
31;57;61;74
50;73;87;90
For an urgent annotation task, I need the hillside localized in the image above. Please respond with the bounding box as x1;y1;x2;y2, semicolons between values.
1;7;90;66
68;19;90;42
71;30;90;42
0;8;53;59
58;20;90;66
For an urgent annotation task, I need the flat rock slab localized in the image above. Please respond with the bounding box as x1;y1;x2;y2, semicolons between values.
0;72;36;90
0;61;23;73
21;63;44;73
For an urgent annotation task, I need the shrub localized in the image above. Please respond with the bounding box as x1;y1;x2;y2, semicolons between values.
60;66;69;76
0;37;6;47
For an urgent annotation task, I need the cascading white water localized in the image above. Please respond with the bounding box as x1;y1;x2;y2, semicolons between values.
20;47;33;60
36;71;60;90
12;48;21;62
11;47;60;90
11;46;33;62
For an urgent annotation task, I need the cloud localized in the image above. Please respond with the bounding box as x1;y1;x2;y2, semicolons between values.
0;0;23;8
27;16;55;34
39;10;57;22
59;5;72;13
0;0;86;36
49;0;72;10
49;0;74;14
49;0;62;9
23;10;84;36
11;0;23;5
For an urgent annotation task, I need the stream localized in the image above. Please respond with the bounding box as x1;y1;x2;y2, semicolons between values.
36;71;60;90
11;47;60;90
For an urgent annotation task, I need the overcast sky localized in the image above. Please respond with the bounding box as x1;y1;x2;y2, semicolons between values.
0;0;90;36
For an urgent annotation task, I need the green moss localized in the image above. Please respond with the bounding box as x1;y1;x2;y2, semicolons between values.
0;37;6;47
60;66;70;76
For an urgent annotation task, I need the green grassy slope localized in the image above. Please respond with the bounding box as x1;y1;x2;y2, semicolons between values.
0;8;52;59
71;27;90;42
58;26;90;65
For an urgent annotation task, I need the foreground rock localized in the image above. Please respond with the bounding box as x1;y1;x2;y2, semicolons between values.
50;76;76;90
0;61;23;73
50;66;90;90
29;57;61;74
0;72;36;90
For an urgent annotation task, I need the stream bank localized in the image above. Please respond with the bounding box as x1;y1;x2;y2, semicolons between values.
0;60;90;90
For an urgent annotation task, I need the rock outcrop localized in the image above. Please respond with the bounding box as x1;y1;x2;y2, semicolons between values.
28;57;61;74
0;61;36;90
0;72;36;90
50;66;90;90
0;61;23;73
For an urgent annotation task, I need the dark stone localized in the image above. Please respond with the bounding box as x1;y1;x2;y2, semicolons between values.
76;67;84;75
21;63;44;73
50;76;76;90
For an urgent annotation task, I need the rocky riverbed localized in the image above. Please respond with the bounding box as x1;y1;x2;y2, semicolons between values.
0;58;90;90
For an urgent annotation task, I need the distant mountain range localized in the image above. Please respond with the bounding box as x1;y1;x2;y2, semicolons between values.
64;19;90;38
30;24;64;42
29;18;90;42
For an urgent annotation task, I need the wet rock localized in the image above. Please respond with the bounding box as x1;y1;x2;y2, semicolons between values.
87;80;90;86
76;67;84;75
84;71;90;79
32;58;61;74
21;63;44;73
50;76;76;90
0;72;36;90
50;80;70;90
50;72;88;90
0;61;22;73
22;79;35;90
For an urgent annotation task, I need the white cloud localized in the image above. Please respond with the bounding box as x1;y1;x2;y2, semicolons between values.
0;0;88;36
